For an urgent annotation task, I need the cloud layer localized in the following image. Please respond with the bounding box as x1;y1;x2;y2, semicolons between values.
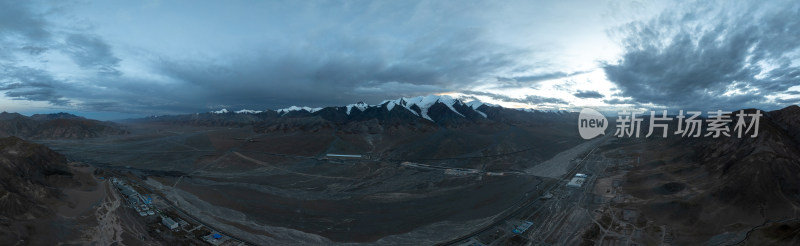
0;0;798;119
603;0;800;110
0;1;539;116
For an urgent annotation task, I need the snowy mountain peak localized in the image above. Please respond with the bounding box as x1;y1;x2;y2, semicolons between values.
262;95;500;121
211;108;229;114
346;101;370;115
235;109;263;114
278;106;322;115
394;95;465;120
199;95;574;124
465;101;484;110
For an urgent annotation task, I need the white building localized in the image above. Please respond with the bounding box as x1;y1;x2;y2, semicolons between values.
162;216;179;230
326;154;363;158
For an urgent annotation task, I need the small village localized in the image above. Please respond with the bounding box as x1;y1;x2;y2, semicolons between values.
109;177;242;245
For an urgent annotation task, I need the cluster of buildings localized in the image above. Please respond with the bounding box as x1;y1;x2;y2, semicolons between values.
111;178;156;216
109;177;240;245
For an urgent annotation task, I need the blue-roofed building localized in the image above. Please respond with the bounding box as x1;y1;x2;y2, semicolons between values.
512;221;534;234
203;232;229;245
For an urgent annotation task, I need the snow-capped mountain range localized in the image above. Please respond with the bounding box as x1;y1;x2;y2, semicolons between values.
136;94;576;128
210;95;501;122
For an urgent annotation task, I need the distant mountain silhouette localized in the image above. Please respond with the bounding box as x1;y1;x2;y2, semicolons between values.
0;112;128;139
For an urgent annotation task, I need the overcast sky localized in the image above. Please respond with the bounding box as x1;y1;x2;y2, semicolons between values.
1;0;799;119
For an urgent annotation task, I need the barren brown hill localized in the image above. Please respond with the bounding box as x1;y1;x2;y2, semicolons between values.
0;136;83;242
0;112;128;139
620;105;800;244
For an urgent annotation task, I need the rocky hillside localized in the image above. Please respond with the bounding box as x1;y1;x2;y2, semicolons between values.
690;107;800;217
767;105;800;144
0;136;73;218
0;112;128;139
622;105;800;244
0;136;106;244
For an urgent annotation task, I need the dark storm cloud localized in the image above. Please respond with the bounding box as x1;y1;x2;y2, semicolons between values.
573;90;604;99
495;71;588;88
5;89;67;105
462;90;567;105
0;1;51;61
0;1;49;41
514;72;572;83
0;1;540;116
0;65;69;105
603;0;800;110
21;46;48;56
603;98;635;105
776;98;800;105
153;29;524;110
0;2;72;106
64;34;121;76
524;95;568;105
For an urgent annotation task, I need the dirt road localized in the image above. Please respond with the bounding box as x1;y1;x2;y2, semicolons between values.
525;135;608;178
